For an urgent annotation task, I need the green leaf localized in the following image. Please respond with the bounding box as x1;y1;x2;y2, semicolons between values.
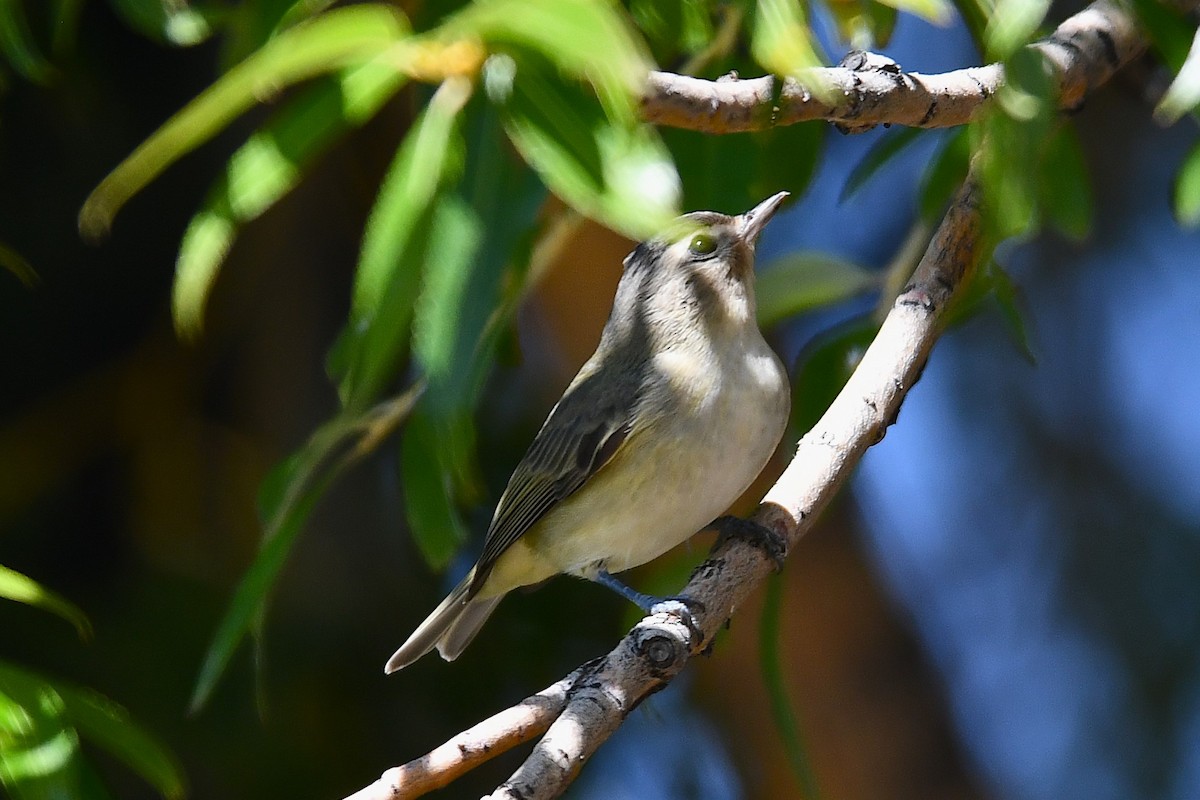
56;687;185;799
107;0;215;46
826;0;898;50
173;60;409;335
841;126;924;202
1174;141;1200;228
0;565;91;640
0;664;81;800
973;47;1054;240
791;315;879;433
79;5;409;239
1039;123;1092;241
759;575;822;799
988;261;1036;363
951;0;993;49
752;0;824;78
918;127;969;221
873;0;952;26
333;79;471;412
0;0;53;82
497;51;678;239
756;253;878;328
664;121;824;216
401;412;470;569
446;0;650;121
0;241;38;287
1154;26;1200;125
0;661;184;800
984;0;1049;60
190;384;425;711
1131;0;1195;71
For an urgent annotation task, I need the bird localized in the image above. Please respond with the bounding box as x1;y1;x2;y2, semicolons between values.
385;192;792;673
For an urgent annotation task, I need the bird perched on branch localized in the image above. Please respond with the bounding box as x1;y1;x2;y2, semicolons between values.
386;193;792;673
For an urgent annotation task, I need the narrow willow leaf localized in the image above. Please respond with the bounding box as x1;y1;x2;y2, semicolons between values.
335;78;471;412
752;0;824;78
107;0;213;46
1040;123;1092;241
873;0;952;25
190;383;424;711
79;5;409;239
499;52;678;239
173;61;408;336
0;661;82;798
1174;141;1200;228
989;261;1036;364
0;0;53;82
756;253;878;328
0;566;91;640
0;241;38;287
759;575;822;799
919;127;969;221
445;0;650;121
56;686;185;799
841;126;924;202
1154;26;1200;125
401;411;469;569
791;315;879;433
984;0;1050;59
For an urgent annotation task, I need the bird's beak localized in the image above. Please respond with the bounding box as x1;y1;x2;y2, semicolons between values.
737;191;790;244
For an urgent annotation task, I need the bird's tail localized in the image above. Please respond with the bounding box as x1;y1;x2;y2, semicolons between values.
384;571;503;673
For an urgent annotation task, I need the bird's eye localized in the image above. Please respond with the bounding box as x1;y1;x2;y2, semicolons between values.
688;233;717;256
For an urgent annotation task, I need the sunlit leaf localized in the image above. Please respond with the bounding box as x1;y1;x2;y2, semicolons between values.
0;662;82;799
873;0;952;26
190;384;425;711
333;79;472;412
752;0;824;78
1040;123;1092;241
826;0;899;50
841;126;925;201
107;0;214;46
446;0;651;121
57;688;185;799
0;565;91;640
173;61;408;335
1174;141;1200;228
0;0;53;82
756;253;878;328
973;47;1054;240
984;0;1049;59
79;5;409;239
1154;26;1200;125
0;662;184;799
498;51;678;239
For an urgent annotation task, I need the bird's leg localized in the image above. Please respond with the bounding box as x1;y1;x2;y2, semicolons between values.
593;570;705;641
711;515;787;572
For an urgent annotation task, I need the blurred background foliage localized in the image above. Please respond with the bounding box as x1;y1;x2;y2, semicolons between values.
1;0;1198;798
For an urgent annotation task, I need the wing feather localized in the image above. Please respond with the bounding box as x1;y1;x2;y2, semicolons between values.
470;366;638;591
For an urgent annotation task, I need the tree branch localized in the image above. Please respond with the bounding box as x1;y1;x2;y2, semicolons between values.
342;1;1159;798
641;0;1144;133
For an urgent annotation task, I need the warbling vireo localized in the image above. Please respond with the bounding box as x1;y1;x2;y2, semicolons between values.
385;192;791;673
